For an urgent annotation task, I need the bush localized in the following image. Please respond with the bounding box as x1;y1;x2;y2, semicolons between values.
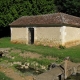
59;45;66;49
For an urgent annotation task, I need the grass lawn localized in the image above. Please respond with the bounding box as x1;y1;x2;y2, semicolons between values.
0;37;80;62
0;72;12;80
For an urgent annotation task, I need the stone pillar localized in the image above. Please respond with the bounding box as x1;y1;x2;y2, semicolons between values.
73;67;77;75
64;57;70;79
60;26;66;46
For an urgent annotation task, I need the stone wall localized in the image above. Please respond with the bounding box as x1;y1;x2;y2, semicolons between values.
10;26;80;48
11;27;28;44
34;27;61;47
65;26;80;47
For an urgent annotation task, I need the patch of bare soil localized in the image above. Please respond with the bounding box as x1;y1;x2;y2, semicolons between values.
9;49;42;59
10;49;21;53
20;52;42;59
0;65;34;80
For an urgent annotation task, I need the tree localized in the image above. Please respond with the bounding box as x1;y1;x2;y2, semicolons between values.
0;0;56;27
0;0;14;27
31;0;56;15
54;0;80;17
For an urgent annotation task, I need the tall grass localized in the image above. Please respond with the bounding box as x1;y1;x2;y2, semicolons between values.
0;37;80;62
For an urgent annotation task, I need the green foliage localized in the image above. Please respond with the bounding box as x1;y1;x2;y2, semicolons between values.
0;0;80;27
54;0;80;17
30;0;56;15
59;45;66;49
0;0;56;27
0;72;12;80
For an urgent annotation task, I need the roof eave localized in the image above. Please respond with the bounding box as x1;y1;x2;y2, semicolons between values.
9;23;80;28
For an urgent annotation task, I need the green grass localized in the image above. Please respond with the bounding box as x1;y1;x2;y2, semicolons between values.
0;72;12;80
0;37;80;62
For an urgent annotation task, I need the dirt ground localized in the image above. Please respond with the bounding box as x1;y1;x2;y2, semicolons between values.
0;48;58;80
0;48;80;80
0;48;50;80
0;48;39;80
0;66;34;80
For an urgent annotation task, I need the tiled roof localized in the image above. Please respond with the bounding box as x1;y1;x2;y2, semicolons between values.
9;13;80;27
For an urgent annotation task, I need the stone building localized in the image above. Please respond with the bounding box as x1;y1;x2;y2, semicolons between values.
9;13;80;47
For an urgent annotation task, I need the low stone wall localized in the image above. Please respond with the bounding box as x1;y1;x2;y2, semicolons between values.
35;58;80;80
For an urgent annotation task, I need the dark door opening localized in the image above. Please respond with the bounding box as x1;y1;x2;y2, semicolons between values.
28;28;34;44
58;75;62;80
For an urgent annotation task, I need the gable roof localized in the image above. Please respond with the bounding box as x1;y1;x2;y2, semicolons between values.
9;13;80;27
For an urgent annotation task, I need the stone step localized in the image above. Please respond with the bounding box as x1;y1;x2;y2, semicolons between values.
35;67;64;80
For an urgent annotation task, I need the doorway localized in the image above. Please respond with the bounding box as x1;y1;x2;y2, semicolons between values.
28;28;34;44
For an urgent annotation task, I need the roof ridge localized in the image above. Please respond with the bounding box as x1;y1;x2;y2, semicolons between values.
21;13;62;17
60;13;65;23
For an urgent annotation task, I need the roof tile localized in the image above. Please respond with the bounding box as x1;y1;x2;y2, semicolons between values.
9;13;80;27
